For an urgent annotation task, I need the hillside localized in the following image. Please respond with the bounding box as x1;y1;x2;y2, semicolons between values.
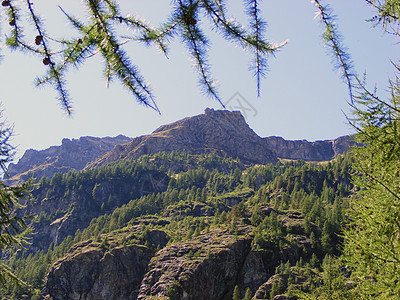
2;149;355;299
5;135;132;185
5;109;356;185
0;109;360;300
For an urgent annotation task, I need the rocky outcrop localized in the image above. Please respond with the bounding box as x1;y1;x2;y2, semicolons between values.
6;110;356;185
43;211;313;300
44;241;155;300
88;108;279;168
5;135;132;184
138;226;253;300
21;168;170;253
263;135;356;161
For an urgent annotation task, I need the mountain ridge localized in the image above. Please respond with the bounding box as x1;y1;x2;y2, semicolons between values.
5;109;356;184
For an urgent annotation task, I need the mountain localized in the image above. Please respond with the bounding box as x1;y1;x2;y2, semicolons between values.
87;108;278;169
0;110;357;299
263;135;355;161
5;135;132;184
5;109;356;185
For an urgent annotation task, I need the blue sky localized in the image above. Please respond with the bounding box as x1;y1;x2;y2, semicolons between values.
0;1;398;159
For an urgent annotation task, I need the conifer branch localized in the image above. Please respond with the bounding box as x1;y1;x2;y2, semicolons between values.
26;0;72;114
313;0;355;103
1;1;284;113
244;0;268;96
85;0;160;113
112;15;170;56
178;0;222;105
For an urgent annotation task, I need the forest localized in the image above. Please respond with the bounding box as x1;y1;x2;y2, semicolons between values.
0;150;356;299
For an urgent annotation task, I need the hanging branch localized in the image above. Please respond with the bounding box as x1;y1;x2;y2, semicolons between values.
26;0;72;114
85;0;160;113
1;0;283;113
178;0;222;105
244;0;268;96
201;0;285;97
313;0;355;103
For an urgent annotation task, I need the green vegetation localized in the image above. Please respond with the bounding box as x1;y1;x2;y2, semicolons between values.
0;1;281;113
0;150;355;299
0;112;31;287
313;0;400;298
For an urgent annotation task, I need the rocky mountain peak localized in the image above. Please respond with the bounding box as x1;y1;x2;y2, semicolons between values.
5;109;356;184
88;109;278;168
5;135;132;184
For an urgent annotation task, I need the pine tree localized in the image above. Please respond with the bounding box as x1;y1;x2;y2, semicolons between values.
313;0;400;296
232;285;241;300
0;111;31;286
243;287;252;300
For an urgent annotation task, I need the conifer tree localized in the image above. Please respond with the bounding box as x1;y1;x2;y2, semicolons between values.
313;0;400;297
232;285;241;300
243;287;252;300
0;111;31;285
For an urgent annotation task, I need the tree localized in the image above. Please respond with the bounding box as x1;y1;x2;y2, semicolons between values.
0;111;30;285
0;0;285;114
243;287;252;300
232;285;241;300
312;0;400;297
298;255;357;300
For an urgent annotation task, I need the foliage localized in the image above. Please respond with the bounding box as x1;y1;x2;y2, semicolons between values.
312;0;400;297
0;152;354;298
0;111;33;288
0;0;285;113
297;255;358;300
344;80;400;297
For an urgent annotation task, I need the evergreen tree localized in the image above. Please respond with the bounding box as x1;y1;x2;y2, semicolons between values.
313;0;400;296
0;112;31;285
243;287;252;300
232;285;241;300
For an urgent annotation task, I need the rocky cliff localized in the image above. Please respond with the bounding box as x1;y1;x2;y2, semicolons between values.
263;135;356;161
6;110;356;185
5;135;132;184
88;108;279;169
42;210;312;300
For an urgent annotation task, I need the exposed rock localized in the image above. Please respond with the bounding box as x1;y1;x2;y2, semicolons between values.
89;109;278;168
5;135;132;184
42;212;313;300
273;295;288;300
263;135;356;161
44;241;154;300
6;110;356;185
137;226;254;300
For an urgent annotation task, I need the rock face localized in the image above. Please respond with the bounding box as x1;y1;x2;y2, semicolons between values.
137;226;253;300
263;135;356;161
43;211;312;300
5;135;132;184
88;108;279;168
45;241;155;300
6;110;356;185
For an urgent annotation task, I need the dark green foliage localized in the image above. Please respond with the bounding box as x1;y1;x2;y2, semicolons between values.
232;285;241;300
2;1;284;113
0;151;355;298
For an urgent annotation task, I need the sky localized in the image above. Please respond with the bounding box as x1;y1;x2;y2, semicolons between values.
0;1;398;160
